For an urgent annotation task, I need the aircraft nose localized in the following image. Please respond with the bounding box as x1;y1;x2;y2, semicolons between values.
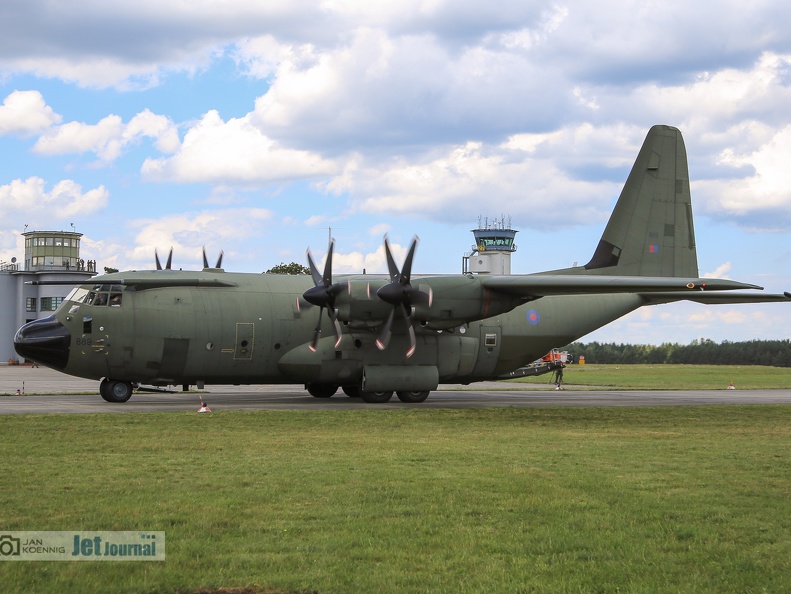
14;316;71;370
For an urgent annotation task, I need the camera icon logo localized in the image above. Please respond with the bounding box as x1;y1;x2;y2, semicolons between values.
0;535;21;556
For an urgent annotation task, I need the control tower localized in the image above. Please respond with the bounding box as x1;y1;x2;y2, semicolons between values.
463;216;518;275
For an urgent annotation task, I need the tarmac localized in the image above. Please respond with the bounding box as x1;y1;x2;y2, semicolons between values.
2;364;791;414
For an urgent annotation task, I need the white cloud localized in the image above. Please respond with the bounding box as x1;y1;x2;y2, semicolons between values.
321;134;618;228
0;90;61;137
33;109;178;162
703;262;732;279
685;122;791;230
0;1;326;89
248;26;573;151
141;110;336;183
90;208;277;271
0;177;108;224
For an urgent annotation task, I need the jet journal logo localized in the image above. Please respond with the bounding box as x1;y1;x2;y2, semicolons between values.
0;532;165;561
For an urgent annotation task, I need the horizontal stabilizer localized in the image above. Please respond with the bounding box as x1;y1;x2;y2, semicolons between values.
481;275;762;297
640;291;791;305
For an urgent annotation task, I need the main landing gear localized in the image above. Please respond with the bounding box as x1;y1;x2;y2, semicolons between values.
359;390;430;403
99;378;134;403
306;384;430;403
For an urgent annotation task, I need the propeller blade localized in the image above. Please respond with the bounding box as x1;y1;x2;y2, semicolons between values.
322;240;334;286
306;249;323;286
375;235;426;357
155;250;162;270
330;309;343;349
202;248;209;269
309;308;324;352
405;314;416;358
383;235;400;282
308;306;343;352
165;248;173;270
399;236;419;284
215;251;224;269
376;308;396;351
304;237;344;352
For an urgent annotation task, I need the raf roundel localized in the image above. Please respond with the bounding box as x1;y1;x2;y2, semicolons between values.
526;309;540;325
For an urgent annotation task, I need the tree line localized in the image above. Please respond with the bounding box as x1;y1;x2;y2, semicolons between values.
564;339;791;367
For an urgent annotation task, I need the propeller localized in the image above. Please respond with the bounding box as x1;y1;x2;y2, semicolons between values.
202;248;224;269
375;235;430;358
155;248;173;270
303;239;346;352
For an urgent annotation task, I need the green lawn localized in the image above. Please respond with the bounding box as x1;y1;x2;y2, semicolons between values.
509;364;791;390
1;407;790;593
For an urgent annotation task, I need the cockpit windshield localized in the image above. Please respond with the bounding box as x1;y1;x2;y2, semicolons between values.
67;284;124;307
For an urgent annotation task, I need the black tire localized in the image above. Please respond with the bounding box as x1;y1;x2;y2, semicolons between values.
396;390;430;403
360;390;393;403
342;385;361;398
102;380;133;403
99;378;112;402
307;384;337;398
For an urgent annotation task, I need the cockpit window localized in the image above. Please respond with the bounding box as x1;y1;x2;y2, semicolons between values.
66;287;88;302
76;284;125;307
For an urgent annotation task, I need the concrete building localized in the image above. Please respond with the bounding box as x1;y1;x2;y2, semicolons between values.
1;230;96;363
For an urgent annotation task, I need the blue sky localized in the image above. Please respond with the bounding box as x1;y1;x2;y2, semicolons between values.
1;1;790;345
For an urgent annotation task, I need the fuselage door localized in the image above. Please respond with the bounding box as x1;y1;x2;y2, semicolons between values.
235;322;255;360
471;324;502;377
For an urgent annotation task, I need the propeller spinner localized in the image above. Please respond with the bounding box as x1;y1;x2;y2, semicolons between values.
303;239;346;352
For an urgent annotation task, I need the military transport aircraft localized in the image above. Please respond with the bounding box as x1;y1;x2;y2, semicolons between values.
14;125;791;403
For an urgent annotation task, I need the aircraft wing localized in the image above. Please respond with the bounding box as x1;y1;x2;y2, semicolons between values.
479;275;764;297
640;291;791;305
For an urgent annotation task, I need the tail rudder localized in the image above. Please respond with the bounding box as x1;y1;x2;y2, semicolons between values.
583;125;699;277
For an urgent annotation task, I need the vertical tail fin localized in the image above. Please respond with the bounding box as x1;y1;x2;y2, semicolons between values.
583;125;699;277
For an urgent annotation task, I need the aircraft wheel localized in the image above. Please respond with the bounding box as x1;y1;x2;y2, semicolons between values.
360;390;393;403
102;380;133;403
99;378;112;402
342;385;361;398
307;384;337;398
396;390;430;403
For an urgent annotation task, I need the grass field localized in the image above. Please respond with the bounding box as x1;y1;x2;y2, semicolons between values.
510;364;791;390
1;406;790;593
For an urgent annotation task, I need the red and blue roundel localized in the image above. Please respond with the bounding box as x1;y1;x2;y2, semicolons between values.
526;309;540;325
